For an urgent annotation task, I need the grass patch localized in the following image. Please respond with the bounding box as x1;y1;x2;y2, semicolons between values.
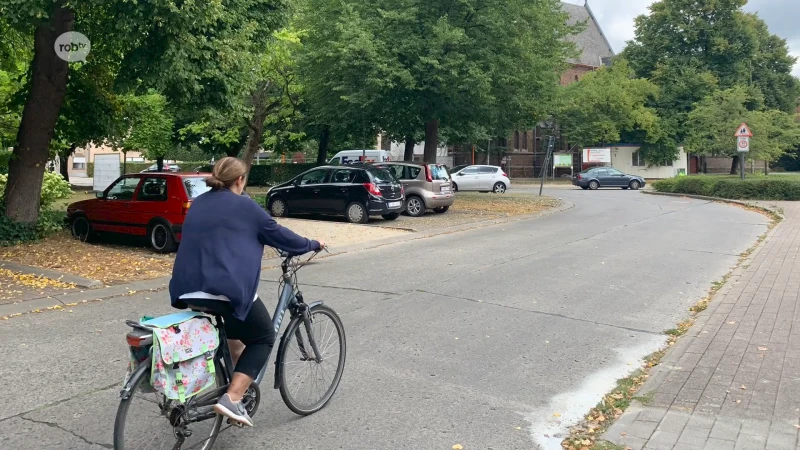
452;192;559;215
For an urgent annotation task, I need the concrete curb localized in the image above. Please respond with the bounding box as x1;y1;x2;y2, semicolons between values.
2;199;576;316
640;191;784;217
0;276;170;317
602;206;782;432
0;261;103;289
259;199;576;277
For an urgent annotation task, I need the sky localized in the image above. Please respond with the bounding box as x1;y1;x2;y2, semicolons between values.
569;0;800;77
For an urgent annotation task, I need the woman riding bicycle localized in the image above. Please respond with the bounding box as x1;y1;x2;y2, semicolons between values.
169;157;323;427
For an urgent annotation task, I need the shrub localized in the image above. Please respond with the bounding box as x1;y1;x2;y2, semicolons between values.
653;175;800;200
0;172;73;208
87;162;94;177
0;205;67;246
0;151;12;174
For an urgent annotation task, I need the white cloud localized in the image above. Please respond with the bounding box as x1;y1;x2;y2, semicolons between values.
579;0;800;77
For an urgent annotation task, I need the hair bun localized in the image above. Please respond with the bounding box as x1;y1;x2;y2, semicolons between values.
205;176;225;189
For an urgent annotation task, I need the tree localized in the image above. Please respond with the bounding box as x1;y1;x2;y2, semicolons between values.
300;0;575;163
684;86;800;171
555;60;664;159
111;92;175;171
1;0;288;223
241;29;305;174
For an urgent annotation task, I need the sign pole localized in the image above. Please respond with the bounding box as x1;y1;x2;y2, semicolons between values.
734;123;752;181
539;136;555;196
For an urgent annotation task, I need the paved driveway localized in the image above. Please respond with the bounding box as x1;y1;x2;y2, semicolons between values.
0;188;770;450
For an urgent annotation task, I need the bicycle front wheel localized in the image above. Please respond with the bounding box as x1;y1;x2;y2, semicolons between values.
278;304;347;415
113;363;224;450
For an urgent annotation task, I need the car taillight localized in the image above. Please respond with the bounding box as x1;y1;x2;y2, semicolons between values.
181;201;192;215
576;174;582;179
363;183;383;197
502;172;507;178
425;165;433;182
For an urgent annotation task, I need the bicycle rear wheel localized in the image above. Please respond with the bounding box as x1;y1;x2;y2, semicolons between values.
277;304;347;415
113;364;224;450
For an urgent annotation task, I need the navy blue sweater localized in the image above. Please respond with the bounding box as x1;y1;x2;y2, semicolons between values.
169;189;319;320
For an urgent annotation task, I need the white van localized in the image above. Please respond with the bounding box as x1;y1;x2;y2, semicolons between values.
329;150;392;165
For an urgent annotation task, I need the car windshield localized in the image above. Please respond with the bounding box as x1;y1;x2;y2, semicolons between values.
183;177;212;199
430;165;450;181
366;167;395;183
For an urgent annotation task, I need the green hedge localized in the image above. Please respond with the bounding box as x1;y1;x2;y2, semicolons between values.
196;163;318;186
0;151;12;174
87;161;318;186
652;176;800;201
87;161;210;177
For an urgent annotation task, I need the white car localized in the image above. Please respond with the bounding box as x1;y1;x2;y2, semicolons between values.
449;165;510;193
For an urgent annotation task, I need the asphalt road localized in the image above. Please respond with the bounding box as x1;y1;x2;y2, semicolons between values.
0;187;770;450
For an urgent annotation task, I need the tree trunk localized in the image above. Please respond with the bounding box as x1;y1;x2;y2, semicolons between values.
5;5;73;223
58;145;73;182
403;137;415;161
423;119;438;163
317;127;330;165
156;157;164;172
730;155;739;175
241;122;264;181
765;160;769;175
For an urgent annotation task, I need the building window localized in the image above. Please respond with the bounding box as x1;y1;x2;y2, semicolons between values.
522;132;528;150
513;131;520;150
631;151;644;167
72;162;86;169
662;159;673;167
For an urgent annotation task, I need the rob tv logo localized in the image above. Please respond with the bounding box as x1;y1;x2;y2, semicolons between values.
54;32;91;62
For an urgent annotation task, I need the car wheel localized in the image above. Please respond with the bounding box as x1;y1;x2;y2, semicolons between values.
269;198;288;217
405;196;425;217
149;222;177;253
493;182;506;194
452;182;459;192
433;206;449;214
71;216;93;242
381;212;400;221
629;180;641;190
588;180;600;190
346;202;369;224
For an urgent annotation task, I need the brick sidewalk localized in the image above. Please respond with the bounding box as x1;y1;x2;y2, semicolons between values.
603;201;800;450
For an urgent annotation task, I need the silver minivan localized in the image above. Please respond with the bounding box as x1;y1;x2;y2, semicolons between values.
375;162;454;217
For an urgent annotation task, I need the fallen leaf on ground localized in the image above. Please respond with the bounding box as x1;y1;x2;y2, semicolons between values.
553;412;561;417
758;346;768;351
740;385;746;390
452;445;463;450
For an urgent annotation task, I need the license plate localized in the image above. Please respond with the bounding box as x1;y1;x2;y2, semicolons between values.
440;186;450;193
388;201;401;208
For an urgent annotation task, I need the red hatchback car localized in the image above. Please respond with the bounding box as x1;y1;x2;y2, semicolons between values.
67;172;211;252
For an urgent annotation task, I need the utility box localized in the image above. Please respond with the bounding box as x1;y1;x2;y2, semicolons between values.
93;154;121;192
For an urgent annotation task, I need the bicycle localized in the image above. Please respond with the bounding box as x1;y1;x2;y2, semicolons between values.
113;249;346;450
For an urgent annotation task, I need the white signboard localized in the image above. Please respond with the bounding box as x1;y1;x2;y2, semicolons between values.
737;137;750;153
93;154;121;192
582;148;611;163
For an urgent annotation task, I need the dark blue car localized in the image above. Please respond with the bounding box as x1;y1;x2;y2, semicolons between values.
572;167;646;190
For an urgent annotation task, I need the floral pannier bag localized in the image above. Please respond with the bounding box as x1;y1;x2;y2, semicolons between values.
148;313;220;403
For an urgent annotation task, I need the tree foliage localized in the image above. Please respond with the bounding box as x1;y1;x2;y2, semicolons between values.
555;60;661;151
684;86;800;162
299;0;575;162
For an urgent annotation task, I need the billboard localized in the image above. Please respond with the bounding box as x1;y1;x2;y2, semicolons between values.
553;153;573;168
582;148;611;163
